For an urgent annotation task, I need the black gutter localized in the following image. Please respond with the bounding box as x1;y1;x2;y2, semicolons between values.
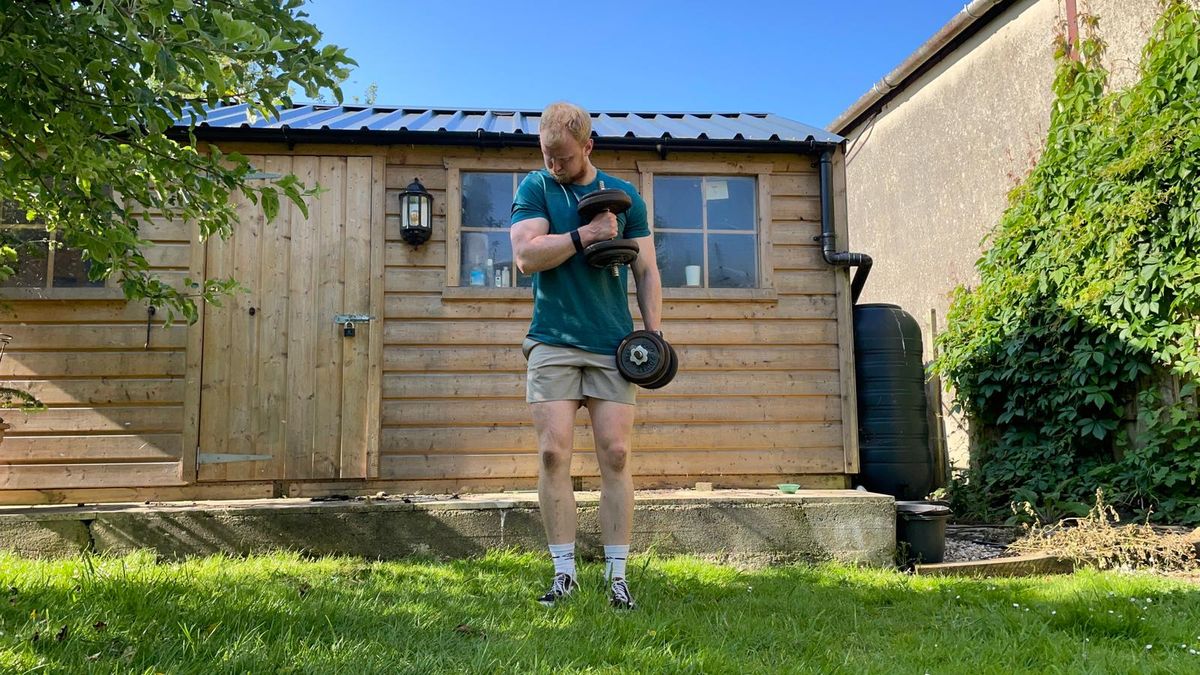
171;127;841;155
818;149;872;303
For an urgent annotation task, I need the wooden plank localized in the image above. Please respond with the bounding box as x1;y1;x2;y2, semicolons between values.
142;243;192;269
2;406;184;433
137;217;192;242
635;160;775;175
249;155;292;482
772;223;824;246
221;160;266;482
444;166;461;287
198;189;236;481
383;293;836;320
0;482;275;506
771;196;822;222
5;379;185;406
383;422;843;454
831;146;860;473
285;156;320;479
384;241;446;268
0;352;185;378
380;447;846;481
0;325;188;350
0;434;183;463
383;396;842;427
384;345;841;373
383;370;842;399
382;319;839;346
311;156;346;479
758;171;775;290
385;268;445;293
0;301;154;323
0;462;185;490
176;216;202;482
339;156;373;478
769;245;829;271
367;155;387;478
770;174;822;197
775;270;836;295
386;165;448;190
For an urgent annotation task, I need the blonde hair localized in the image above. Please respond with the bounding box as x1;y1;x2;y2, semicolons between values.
540;101;592;146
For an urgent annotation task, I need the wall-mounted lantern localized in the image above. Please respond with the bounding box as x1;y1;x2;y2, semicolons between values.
400;178;433;247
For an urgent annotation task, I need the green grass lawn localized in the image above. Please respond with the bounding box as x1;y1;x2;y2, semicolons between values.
1;551;1198;674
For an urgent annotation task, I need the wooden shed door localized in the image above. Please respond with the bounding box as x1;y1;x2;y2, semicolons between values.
196;156;380;482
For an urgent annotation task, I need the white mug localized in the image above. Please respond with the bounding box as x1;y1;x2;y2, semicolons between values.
685;265;701;287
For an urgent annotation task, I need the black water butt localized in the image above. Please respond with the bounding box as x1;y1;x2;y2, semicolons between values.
852;303;934;500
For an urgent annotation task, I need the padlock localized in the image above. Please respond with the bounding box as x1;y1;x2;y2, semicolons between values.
343;321;355;337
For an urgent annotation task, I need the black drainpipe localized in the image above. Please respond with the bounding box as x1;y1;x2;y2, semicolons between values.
818;149;872;303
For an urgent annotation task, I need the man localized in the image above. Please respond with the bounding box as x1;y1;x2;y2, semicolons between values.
510;101;662;610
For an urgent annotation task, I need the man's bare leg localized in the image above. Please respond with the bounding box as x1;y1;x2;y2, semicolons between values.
533;400;582;544
587;398;636;545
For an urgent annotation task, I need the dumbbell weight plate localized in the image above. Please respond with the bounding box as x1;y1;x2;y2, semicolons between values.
616;330;669;385
577;188;633;222
641;342;679;390
584;239;640;269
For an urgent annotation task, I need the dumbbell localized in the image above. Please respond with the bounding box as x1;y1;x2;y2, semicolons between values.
616;330;679;389
576;188;639;277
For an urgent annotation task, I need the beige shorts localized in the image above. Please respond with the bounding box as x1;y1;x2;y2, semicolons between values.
523;338;637;405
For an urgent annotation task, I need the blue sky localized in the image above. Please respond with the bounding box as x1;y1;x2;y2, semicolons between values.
302;1;967;129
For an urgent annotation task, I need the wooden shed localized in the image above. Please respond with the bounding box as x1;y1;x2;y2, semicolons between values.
0;105;862;505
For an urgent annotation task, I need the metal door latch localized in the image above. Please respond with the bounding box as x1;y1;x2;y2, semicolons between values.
335;314;373;338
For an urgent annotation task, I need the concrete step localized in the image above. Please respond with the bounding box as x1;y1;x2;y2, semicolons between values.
0;489;896;566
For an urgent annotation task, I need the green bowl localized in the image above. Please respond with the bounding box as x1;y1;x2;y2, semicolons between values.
777;483;800;494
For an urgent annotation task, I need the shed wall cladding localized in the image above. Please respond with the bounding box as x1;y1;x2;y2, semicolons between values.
0;216;192;493
0;141;853;501
381;145;847;492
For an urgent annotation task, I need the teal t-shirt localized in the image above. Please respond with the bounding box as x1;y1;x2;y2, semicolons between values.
511;168;650;354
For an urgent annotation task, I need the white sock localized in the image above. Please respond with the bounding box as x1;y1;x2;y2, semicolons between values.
548;543;576;579
604;545;629;581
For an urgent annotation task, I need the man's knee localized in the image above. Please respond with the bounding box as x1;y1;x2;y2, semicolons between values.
541;446;572;473
597;441;629;473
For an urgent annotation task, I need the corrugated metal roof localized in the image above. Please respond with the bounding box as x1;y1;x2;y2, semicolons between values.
176;103;843;146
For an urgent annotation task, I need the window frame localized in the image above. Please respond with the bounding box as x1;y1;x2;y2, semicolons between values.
444;157;537;300
638;160;777;301
0;204;120;300
441;157;779;303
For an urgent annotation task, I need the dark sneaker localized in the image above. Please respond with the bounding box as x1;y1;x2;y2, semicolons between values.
609;577;636;610
537;573;577;606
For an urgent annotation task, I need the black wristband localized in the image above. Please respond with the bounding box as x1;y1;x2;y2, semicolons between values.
570;229;584;254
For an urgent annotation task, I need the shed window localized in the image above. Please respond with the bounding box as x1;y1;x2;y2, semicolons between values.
1;201;103;289
458;172;531;288
652;176;758;288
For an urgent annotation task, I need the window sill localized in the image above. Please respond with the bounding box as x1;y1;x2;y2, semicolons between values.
0;287;127;301
441;286;533;301
656;287;779;303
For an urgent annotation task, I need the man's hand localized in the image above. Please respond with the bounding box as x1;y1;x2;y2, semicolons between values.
580;211;618;246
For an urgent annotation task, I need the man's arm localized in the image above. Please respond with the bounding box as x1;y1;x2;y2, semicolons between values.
511;212;618;274
629;234;662;333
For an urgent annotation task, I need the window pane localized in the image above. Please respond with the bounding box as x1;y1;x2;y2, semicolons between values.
460;231;517;287
0;229;49;288
462;173;514;229
708;234;757;288
653;177;701;230
52;247;104;288
706;177;756;231
655;232;703;288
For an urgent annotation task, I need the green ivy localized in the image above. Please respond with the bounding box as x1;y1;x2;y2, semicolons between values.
934;2;1200;525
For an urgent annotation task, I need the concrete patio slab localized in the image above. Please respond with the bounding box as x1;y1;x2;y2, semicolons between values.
0;489;896;567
